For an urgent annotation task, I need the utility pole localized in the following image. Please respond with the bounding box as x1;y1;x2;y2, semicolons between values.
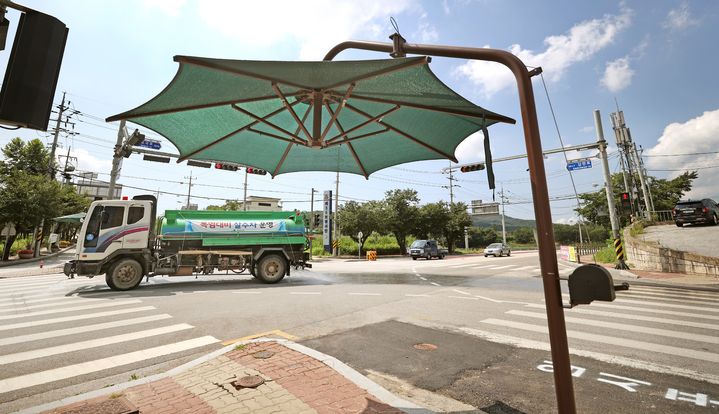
184;172;194;209
61;146;72;185
243;168;249;211
594;110;628;269
47;91;66;177
333;171;339;256
633;143;654;214
442;161;458;204
500;186;507;245
108;120;127;200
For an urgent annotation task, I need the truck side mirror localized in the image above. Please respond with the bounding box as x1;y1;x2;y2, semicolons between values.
566;264;629;308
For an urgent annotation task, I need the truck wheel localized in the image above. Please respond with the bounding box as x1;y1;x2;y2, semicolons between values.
106;258;143;291
676;221;683;227
256;254;287;283
412;257;417;260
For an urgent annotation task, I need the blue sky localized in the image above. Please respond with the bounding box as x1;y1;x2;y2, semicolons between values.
1;0;717;224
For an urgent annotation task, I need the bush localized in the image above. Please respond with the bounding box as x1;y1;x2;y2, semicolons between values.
594;244;616;264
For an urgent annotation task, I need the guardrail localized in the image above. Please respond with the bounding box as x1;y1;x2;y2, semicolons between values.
574;243;605;257
649;210;673;223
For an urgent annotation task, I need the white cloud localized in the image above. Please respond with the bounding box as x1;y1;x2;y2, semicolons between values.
646;109;719;199
454;130;486;163
70;148;111;174
454;6;632;98
663;1;700;32
413;13;439;43
142;0;187;17
193;0;416;60
601;56;634;92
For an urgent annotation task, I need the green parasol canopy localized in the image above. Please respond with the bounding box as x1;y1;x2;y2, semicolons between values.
53;212;86;223
107;56;514;178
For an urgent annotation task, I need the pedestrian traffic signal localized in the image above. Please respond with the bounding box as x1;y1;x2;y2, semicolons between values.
214;163;238;171
460;163;485;173
246;167;267;175
313;213;321;227
620;192;631;211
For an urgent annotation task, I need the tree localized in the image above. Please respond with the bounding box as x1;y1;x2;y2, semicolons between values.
382;189;420;255
337;200;384;250
0;138;65;260
414;202;448;240
512;227;534;244
444;202;471;253
206;200;243;211
576;171;697;227
469;227;499;247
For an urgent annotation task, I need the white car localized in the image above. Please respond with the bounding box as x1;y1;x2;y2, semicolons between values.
484;243;511;257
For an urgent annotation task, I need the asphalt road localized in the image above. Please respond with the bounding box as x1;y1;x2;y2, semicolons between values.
1;253;718;413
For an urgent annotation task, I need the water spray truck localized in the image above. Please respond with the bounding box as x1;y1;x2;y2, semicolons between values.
64;195;311;290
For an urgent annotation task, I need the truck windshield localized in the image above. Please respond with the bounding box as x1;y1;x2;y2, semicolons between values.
410;240;426;248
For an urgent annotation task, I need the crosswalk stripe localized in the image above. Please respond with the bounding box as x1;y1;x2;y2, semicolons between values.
0;275;65;284
568;302;718;321
622;292;718;306
628;286;719;299
561;294;719;314
448;264;478;268
0;299;142;321
0;314;173;346
0;323;194;365
487;265;516;270
0;280;60;289
512;266;537;271
506;310;719;344
546;306;719;331
0;285;58;296
480;318;719;363
0;297;107;313
623;289;719;303
0;306;156;331
0;294;56;307
0;336;219;394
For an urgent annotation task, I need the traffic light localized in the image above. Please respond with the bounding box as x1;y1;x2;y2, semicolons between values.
620;192;631;211
313;213;321;227
246;167;267;175
214;163;238;171
460;163;485;173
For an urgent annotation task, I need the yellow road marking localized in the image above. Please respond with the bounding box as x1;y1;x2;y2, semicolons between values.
221;329;298;346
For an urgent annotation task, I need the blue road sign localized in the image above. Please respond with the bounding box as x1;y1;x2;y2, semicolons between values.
138;139;161;150
566;158;592;171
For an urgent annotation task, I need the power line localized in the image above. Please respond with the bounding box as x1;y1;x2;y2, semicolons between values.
643;151;719;157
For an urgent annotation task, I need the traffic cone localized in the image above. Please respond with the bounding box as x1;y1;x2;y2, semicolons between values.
39;260;44;269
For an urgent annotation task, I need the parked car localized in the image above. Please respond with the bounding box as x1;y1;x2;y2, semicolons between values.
484;243;511;257
672;199;719;227
409;239;446;260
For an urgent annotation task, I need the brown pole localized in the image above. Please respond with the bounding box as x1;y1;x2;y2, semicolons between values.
325;40;576;413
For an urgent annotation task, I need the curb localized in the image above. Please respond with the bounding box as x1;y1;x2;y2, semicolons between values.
0;245;75;268
17;338;427;414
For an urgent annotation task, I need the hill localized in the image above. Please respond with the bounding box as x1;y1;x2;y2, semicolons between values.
470;214;536;232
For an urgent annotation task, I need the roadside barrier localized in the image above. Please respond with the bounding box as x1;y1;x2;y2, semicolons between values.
366;251;377;261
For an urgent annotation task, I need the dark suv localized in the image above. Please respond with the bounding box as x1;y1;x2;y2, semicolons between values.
673;199;719;227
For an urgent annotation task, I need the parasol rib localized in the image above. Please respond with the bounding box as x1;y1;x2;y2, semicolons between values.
177;101;301;162
232;104;306;144
320;83;354;141
272;83;312;142
345;102;459;163
247;128;302;145
324;127;389;147
326;105;399;144
273;104;313;176
344;93;516;125
325;103;369;179
321;56;429;90
106;93;303;122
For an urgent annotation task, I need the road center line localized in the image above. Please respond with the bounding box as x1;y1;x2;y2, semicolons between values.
348;293;382;296
453;289;471;295
289;292;322;295
429;282;441;286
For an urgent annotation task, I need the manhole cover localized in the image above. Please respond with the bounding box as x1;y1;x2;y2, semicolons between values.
413;343;438;351
232;375;265;389
252;350;275;359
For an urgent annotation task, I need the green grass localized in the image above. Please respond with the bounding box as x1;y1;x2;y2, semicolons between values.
594;245;617;264
129;373;139;381
629;222;645;237
234;344;246;351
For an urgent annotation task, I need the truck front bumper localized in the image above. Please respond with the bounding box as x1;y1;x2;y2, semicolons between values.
64;260;101;277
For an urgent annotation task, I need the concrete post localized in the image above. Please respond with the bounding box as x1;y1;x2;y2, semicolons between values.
108;120;126;200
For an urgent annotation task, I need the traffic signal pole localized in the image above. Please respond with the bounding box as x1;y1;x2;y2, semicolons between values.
594;110;628;270
108;120;127;200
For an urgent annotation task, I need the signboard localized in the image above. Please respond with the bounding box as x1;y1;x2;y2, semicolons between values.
566;158;592;171
471;200;500;215
1;224;16;237
137;139;161;150
323;190;332;253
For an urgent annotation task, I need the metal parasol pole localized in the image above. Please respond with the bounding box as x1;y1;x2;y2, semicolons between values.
325;38;576;413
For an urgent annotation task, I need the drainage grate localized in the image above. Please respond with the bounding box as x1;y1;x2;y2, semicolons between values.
231;375;265;389
252;350;275;359
413;343;438;351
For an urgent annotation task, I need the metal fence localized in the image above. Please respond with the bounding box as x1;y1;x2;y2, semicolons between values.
649;210;673;223
574;243;606;257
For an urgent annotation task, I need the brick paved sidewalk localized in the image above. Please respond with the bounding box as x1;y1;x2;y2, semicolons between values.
33;339;424;414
